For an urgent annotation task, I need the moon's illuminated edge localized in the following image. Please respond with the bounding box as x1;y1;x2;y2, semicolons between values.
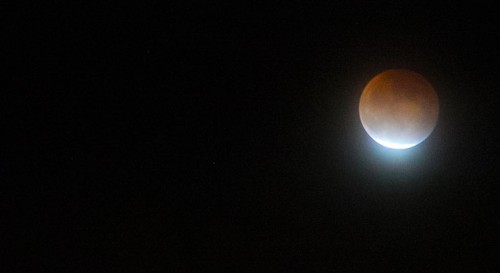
360;121;423;150
369;135;419;149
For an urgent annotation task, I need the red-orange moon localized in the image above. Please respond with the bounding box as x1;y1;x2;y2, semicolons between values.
359;69;439;149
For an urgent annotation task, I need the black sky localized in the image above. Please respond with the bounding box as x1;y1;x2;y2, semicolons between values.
5;1;500;272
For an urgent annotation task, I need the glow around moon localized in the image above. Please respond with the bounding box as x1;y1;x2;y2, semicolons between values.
359;69;439;149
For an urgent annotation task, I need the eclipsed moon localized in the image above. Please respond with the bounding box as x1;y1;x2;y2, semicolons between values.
359;69;439;149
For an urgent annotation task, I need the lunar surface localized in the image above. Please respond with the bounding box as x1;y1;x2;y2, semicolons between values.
359;69;439;149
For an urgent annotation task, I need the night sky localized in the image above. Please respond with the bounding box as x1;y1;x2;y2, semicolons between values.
6;2;500;272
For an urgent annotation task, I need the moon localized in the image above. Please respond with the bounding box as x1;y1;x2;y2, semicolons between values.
359;69;439;149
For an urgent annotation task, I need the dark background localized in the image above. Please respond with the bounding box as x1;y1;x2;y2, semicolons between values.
5;1;500;272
